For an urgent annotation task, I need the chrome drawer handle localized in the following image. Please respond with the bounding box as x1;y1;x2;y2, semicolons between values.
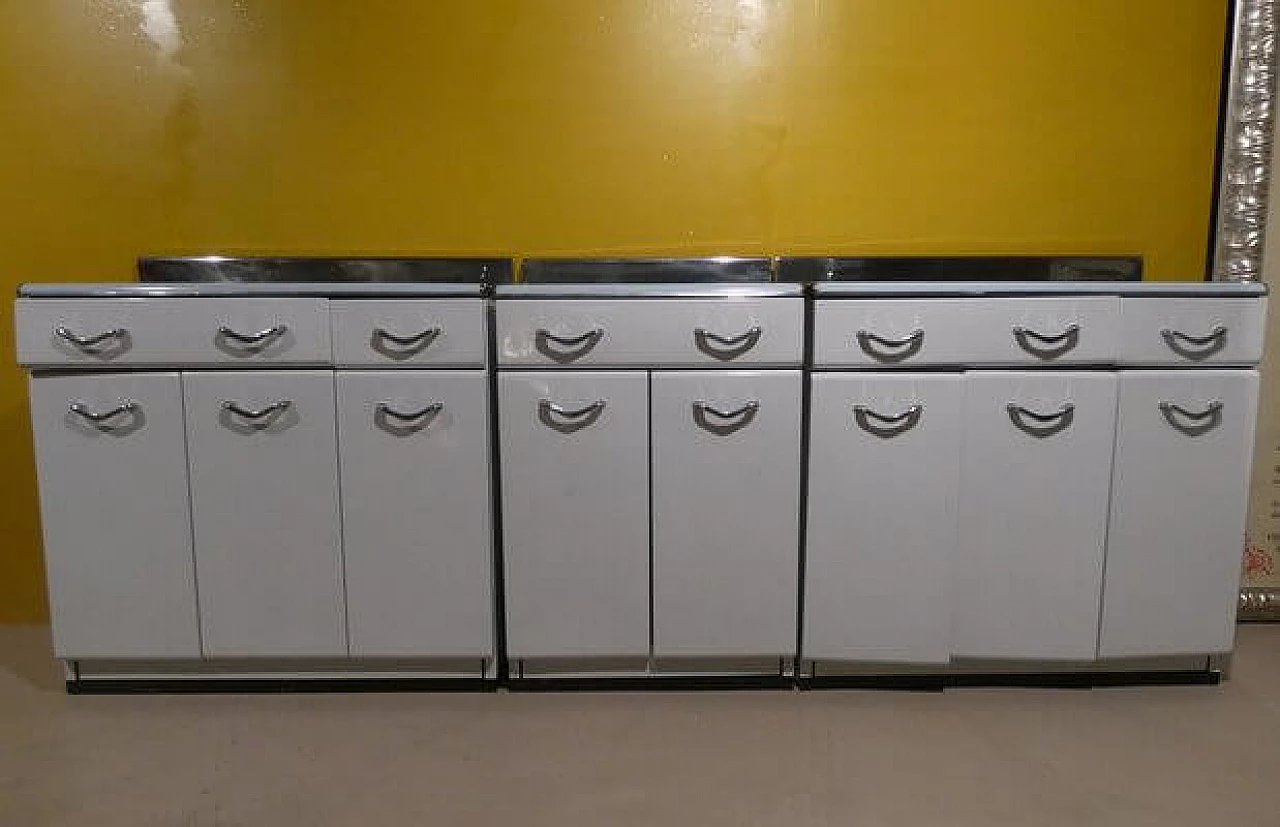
856;329;924;363
373;401;445;435
69;401;139;427
372;326;441;350
1013;323;1080;360
535;328;603;363
56;326;129;352
694;326;762;360
1007;403;1075;438
1160;325;1227;360
217;324;288;347
692;400;759;435
854;404;922;438
221;400;293;420
1159;400;1223;436
538;399;606;432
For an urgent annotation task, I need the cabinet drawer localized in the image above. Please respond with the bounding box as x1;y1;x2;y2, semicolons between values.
1120;297;1266;365
331;300;485;367
813;297;1117;367
975;297;1117;364
16;298;331;367
496;298;802;367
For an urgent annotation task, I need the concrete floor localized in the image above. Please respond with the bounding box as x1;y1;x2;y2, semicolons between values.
2;625;1279;826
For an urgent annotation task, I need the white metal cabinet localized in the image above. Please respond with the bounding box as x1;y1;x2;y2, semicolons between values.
499;371;650;658
183;371;347;657
953;371;1118;660
1099;370;1260;657
27;373;201;659
651;370;802;657
804;373;963;663
336;370;493;657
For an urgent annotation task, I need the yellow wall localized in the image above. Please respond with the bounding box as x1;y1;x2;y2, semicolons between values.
0;1;1228;621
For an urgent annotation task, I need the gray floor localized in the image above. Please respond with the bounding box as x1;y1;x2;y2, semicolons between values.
2;625;1279;826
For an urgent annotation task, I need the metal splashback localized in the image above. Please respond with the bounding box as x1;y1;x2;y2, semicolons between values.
778;256;1142;282
519;258;772;283
138;256;512;284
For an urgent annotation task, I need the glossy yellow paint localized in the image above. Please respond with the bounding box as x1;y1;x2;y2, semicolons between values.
0;2;1227;620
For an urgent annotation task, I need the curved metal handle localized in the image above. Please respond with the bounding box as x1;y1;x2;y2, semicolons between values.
535;327;604;362
1159;400;1223;436
373;327;441;348
538;399;606;432
69;400;139;424
692;400;760;435
375;402;443;422
853;404;923;438
1007;403;1075;438
1161;325;1227;360
1012;323;1080;359
56;326;128;351
694;326;762;360
218;324;288;346
221;400;293;420
856;329;925;363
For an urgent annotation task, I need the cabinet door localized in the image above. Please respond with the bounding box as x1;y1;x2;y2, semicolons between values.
28;373;200;659
336;370;493;657
184;371;346;657
804;373;963;664
651;370;802;657
1100;370;1259;657
499;371;649;658
954;371;1118;660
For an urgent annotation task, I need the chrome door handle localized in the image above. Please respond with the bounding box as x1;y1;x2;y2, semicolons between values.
69;400;139;427
853;404;923;438
692;400;759;435
217;324;288;347
694;326;762;360
1160;325;1227;360
535;328;604;363
856;329;924;363
1159;400;1223;436
373;404;445;435
1007;403;1075;438
221;400;293;420
372;326;441;350
538;399;606;432
56;326;129;352
1012;323;1080;360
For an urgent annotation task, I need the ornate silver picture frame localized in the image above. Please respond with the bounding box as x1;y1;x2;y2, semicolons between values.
1221;1;1280;618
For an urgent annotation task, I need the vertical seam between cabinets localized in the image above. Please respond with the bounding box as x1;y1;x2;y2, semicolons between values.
485;297;509;683
177;371;206;658
647;369;656;670
794;289;813;676
1094;370;1124;658
330;370;352;657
